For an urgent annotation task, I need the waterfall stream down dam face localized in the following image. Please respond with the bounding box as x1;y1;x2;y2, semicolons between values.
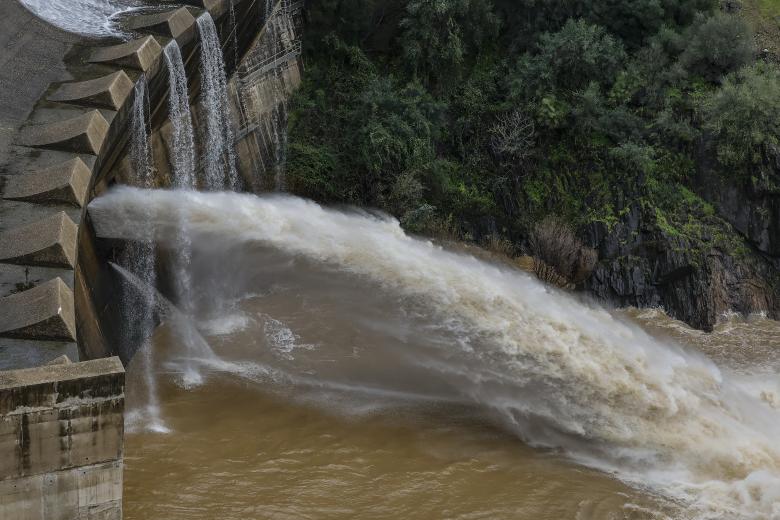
0;0;301;517
0;2;779;520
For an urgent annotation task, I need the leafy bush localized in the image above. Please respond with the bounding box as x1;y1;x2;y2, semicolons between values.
516;19;627;97
701;64;780;170
286;0;771;268
400;0;500;88
677;13;754;82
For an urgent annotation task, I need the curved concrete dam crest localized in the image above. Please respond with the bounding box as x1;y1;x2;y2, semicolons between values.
0;1;303;517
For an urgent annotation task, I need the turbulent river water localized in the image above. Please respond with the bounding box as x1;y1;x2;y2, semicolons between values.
88;188;780;520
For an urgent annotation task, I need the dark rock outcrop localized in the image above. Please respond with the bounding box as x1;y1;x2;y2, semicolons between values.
586;198;779;331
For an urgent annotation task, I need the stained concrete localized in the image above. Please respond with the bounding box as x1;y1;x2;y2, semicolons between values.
0;340;79;372
0;277;76;341
19;110;109;156
0;356;122;391
0;199;81;234
184;0;232;17
0;212;77;268
88;36;162;72
0;460;122;520
229;1;302;190
45;354;72;366
1;157;91;207
0;357;124;520
48;71;134;111
0;1;77;162
125;8;197;39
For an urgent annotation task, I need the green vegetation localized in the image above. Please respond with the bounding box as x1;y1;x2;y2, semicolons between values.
287;0;778;256
756;0;780;16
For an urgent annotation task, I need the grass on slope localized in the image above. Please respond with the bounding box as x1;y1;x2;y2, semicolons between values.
741;0;780;58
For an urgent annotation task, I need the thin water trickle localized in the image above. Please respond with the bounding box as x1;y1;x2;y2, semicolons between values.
162;41;202;382
163;41;196;189
120;78;166;433
270;104;288;191
197;13;239;190
266;2;295;191
111;262;216;392
130;77;152;185
229;0;239;70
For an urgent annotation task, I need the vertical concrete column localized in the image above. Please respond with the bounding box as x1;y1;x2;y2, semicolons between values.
0;357;125;520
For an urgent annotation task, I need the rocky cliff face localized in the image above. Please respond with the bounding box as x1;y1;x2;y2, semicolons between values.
586;155;780;331
696;154;780;257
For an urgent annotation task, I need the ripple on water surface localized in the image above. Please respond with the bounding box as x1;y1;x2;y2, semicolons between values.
124;374;675;520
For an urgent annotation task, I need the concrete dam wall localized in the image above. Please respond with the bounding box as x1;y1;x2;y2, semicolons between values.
0;0;302;517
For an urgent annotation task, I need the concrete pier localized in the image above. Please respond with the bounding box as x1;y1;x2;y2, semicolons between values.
0;357;124;520
19;111;110;155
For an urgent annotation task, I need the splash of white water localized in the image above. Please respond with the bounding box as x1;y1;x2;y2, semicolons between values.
18;0;141;38
111;262;216;392
88;188;780;519
196;13;239;190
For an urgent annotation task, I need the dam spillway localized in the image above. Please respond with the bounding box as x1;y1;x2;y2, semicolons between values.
0;0;302;517
4;1;779;520
88;187;780;520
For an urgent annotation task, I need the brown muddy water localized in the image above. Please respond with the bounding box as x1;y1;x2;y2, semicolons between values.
124;308;779;520
124;366;662;520
123;307;779;520
87;189;780;520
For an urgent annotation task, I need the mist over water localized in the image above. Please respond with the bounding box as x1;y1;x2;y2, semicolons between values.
89;187;780;520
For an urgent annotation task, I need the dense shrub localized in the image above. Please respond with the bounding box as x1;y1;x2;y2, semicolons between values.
677;13;754;82
701;64;780;170
287;0;780;266
400;0;500;88
516;19;627;97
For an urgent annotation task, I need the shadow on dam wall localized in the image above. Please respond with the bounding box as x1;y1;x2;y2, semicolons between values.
0;1;302;518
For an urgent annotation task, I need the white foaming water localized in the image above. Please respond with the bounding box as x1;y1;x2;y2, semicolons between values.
89;188;780;519
18;0;140;38
196;14;239;190
163;42;196;188
199;312;251;336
